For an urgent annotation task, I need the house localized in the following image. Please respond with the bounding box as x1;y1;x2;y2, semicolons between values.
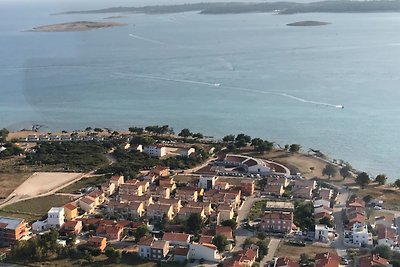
292;187;313;200
351;223;373;247
162;232;191;246
138;236;154;258
149;186;171;199
130;201;146;218
293;180;317;190
223;246;258;267
87;236;107;252
189;243;220;262
319;188;333;200
198;175;217;190
258;211;294;233
314;206;332;216
314;198;331;209
150;166;169;177
275;257;300;267
241;179;255;196
358;254;390;267
0;217;29;246
315;252;340;267
159;198;182;213
314;224;335;242
120;194;154;207
64;203;79;221
375;216;394;229
215;180;230;190
143;144;166;157
173;247;189;263
180;147;195;158
267;176;289;188
60;220;83;235
264;185;284;197
79;196;97;213
176;206;205;220
159;177;176;190
96;221;124;241
87;190;106;205
175;188;198;202
216;226;233;241
120;180;144;196
101;182;116;196
47;207;65;229
218;204;234;222
130;144;143;152
150;240;170;260
147;203;174;221
199;235;214;244
110;175;124;188
376;224;398;248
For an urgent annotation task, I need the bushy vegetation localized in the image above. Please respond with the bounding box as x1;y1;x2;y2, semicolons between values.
25;142;109;172
294;201;314;231
0;142;23;158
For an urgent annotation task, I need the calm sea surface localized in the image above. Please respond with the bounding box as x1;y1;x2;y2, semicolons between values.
1;0;400;179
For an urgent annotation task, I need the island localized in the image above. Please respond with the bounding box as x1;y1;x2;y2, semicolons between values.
287;20;331;26
103;15;127;19
56;0;400;15
28;21;127;32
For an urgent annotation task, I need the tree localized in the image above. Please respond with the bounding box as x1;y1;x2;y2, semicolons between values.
284;144;289;151
93;128;103;132
133;225;149;241
340;165;352;180
222;134;235;143
374;245;393;260
128;127;144;134
322;164;337;179
112;131;119;136
0;128;9;142
186;213;203;235
105;247;122;264
192;133;204;139
299;253;309;265
395;179;400;188
355;172;370;188
212;235;228;253
251;138;263;147
289;144;301;153
221;219;237;230
375;174;387;185
235;133;251;148
85;127;92;131
294;201;314;231
319;217;333;227
363;194;373;204
178;128;192;138
256;239;269;261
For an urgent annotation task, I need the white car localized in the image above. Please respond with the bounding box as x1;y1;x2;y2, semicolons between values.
374;206;383;210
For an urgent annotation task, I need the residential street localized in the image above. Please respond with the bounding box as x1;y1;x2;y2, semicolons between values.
261;238;281;266
331;187;350;257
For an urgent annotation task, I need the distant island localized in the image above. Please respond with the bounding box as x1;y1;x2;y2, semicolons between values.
287;21;331;26
103;15;127;19
56;0;400;15
28;21;126;32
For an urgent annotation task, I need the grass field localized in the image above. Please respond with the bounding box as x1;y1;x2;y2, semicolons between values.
351;183;400;211
58;175;108;194
2;195;75;218
275;242;335;261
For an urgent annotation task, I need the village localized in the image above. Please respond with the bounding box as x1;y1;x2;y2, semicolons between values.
0;128;399;267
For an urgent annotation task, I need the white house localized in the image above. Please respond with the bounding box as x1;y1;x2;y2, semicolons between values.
47;207;65;229
143;144;166;157
352;223;373;247
32;220;48;233
315;224;334;242
189;243;220;262
180;147;195;158
198;176;216;190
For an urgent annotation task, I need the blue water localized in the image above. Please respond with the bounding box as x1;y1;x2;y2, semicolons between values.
1;1;400;179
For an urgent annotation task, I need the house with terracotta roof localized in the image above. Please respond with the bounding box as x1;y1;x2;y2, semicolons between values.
358;254;390;267
96;222;124;241
119;194;154;207
259;211;294;233
315;252;340;267
199;235;214;244
275;257;300;267
119;180;144;196
241;179;255;196
159;198;182;213
162;232;191;246
138;236;154;258
215;180;230;190
87;190;106;206
376;224;398;248
218;204;234;222
87;236;107;252
175;187;199;202
173;247;189;263
159;176;176;190
203;190;226;204
375;215;395;229
314;198;331;209
150;166;169;177
187;201;213;216
176;206;205;220
147;203;174;221
138;236;170;260
293;180;317;190
216;226;234;241
223;246;258;267
148;186;171;199
64;202;79;221
110;175;124;188
79;196;97;213
101;181;116;196
60;220;82;235
264;184;284;197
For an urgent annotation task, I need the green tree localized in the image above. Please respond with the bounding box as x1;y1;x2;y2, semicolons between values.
289;144;301;153
85;127;92;131
105;247;122;264
294;201;314;230
133;225;149;241
178;128;192;138
395;179;400;188
192;133;204;139
222;134;235;143
340;165;352;180
93;128;103;132
299;253;309;265
374;245;393;260
355;172;370;189
212;235;229;253
251;138;263;147
256;239;269;261
322;164;337;179
235;133;251;148
221;219;237;230
186;213;203;235
319;217;333;227
375;174;387;185
0;128;9;142
128;127;144;134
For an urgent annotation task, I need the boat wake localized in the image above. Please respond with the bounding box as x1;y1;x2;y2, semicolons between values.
114;72;344;109
128;34;164;45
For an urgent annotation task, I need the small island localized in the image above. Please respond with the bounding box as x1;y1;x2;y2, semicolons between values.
286;20;331;26
103;15;127;19
28;21;126;32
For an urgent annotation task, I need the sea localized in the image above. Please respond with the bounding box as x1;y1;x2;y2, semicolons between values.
1;0;400;180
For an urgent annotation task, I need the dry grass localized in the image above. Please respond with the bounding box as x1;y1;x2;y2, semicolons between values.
0;158;34;198
58;175;107;194
352;183;400;211
275;242;335;260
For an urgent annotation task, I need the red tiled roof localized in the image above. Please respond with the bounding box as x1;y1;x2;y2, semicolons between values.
162;232;190;242
64;203;77;210
174;247;189;256
276;257;300;267
138;235;154;246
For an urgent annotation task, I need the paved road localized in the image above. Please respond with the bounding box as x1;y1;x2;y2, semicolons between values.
331;188;350;257
261;238;281;267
